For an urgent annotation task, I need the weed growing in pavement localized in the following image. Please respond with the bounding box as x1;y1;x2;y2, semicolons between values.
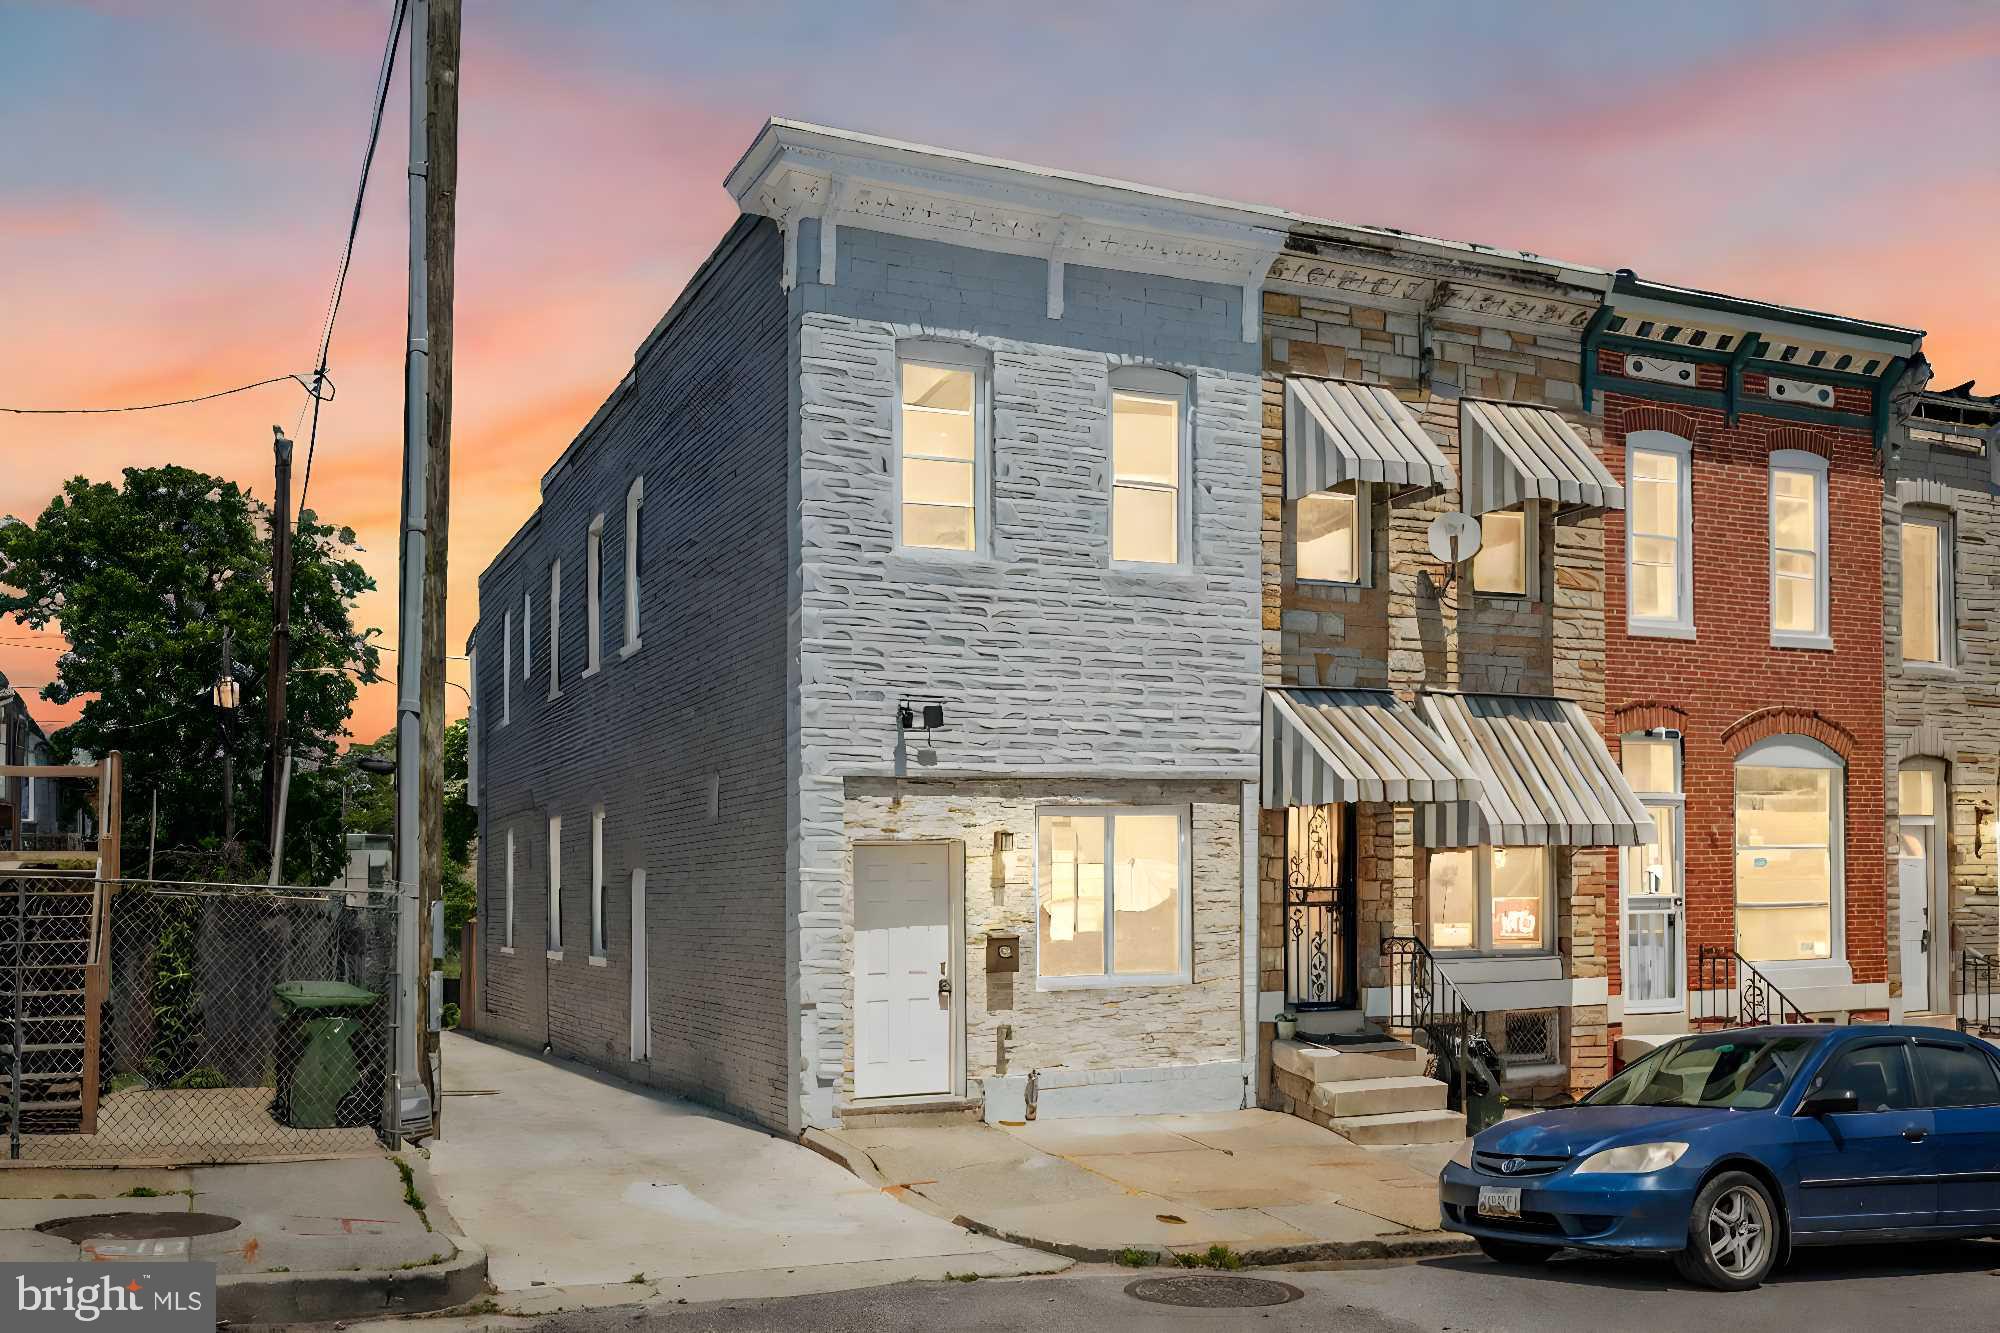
943;1272;980;1282
1115;1249;1160;1268
1175;1245;1244;1270
391;1155;433;1232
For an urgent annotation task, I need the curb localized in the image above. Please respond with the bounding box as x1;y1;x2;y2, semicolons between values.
953;1217;1476;1267
218;1236;490;1326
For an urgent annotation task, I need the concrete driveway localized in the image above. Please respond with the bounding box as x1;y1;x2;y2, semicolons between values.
426;1033;1062;1316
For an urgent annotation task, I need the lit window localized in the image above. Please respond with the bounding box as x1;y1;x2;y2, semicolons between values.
1735;737;1842;963
1901;512;1951;666
898;360;978;551
1627;432;1692;631
504;826;515;948
547;814;563;953
585;515;604;676
547;561;562;698
1473;506;1533;596
623;476;644;655
501;610;512;725
1621;737;1684;1011
1770;452;1828;644
590;806;606;958
1037;807;1188;984
1427;846;1550;953
1111;387;1183;565
1298;484;1368;584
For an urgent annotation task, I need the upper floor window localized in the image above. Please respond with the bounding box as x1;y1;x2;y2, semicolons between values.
1627;431;1693;634
590;806;607;959
1901;510;1953;666
622;476;644;656
1769;451;1829;648
501;609;513;725
1473;503;1536;598
547;560;563;698
585;515;605;677
1427;845;1551;954
1037;806;1189;986
1735;735;1842;964
1110;369;1188;566
503;826;516;949
897;352;983;552
522;590;532;681
1297;483;1370;585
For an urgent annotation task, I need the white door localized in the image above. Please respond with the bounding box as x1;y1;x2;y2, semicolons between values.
1622;802;1683;1014
853;843;952;1099
1900;827;1934;1013
629;869;650;1061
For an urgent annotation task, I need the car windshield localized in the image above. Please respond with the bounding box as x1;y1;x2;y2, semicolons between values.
1581;1033;1820;1110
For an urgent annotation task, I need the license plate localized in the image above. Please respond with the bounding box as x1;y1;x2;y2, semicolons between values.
1477;1186;1521;1219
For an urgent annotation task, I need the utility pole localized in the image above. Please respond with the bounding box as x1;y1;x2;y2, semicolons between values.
264;427;294;854
393;0;459;1139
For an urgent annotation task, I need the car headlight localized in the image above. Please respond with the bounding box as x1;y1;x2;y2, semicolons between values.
1574;1141;1689;1174
1448;1138;1474;1169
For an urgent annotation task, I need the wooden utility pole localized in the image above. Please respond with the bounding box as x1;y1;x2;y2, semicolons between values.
264;428;295;854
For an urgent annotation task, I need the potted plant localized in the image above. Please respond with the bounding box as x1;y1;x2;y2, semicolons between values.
1274;1012;1297;1041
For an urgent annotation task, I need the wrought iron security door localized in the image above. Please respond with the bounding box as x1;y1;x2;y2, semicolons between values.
1284;804;1357;1010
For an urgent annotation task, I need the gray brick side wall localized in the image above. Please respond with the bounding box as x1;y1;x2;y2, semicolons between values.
472;218;795;1131
788;220;1263;1127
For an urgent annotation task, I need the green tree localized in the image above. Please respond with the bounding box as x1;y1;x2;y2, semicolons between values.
348;718;476;937
0;465;381;884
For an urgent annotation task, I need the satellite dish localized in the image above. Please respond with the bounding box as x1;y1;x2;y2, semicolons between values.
1428;511;1482;565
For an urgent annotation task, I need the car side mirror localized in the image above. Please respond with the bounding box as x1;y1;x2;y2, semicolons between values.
1798;1088;1860;1117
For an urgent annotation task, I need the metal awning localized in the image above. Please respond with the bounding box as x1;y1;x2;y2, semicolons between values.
1262;689;1481;809
1460;399;1624;516
1285;379;1455;499
1415;692;1654;848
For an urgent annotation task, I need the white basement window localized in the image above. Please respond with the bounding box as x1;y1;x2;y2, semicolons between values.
897;354;982;552
1036;806;1190;987
1769;450;1830;648
1110;369;1188;566
1901;510;1953;667
1297;482;1370;585
622;476;644;657
585;515;604;677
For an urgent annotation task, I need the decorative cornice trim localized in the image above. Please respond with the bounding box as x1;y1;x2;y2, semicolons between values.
1265;252;1596;335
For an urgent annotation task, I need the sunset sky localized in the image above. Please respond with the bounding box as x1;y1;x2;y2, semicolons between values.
3;0;1996;744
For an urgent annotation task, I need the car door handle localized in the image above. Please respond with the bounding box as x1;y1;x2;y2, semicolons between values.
1903;1128;1929;1143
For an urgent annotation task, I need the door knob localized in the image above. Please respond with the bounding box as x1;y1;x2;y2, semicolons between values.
938;977;952;998
1903;1127;1929;1143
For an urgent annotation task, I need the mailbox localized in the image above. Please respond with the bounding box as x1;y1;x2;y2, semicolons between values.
985;932;1021;973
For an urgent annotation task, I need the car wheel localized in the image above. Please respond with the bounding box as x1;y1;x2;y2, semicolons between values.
1477;1237;1556;1266
1674;1170;1780;1291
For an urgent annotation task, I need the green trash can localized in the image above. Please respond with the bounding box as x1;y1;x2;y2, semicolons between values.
273;981;379;1130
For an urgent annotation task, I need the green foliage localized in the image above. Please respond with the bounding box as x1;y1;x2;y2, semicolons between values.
1115;1248;1160;1268
0;465;380;885
1174;1245;1244;1270
441;1001;460;1030
173;1065;226;1090
349;719;477;932
146;898;202;1084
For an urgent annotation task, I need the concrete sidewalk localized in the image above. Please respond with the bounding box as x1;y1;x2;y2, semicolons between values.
0;1154;486;1325
811;1109;1471;1263
421;1033;1065;1320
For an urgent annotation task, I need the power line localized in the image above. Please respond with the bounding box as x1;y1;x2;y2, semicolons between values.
0;374;316;416
296;0;409;522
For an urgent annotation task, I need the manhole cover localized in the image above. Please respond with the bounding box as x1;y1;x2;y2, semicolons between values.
1125;1275;1303;1309
38;1212;241;1243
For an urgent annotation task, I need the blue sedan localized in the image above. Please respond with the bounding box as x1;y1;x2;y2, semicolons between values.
1439;1024;2000;1289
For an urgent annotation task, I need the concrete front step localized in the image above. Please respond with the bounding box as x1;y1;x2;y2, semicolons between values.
1272;1038;1422;1085
1309;1074;1448;1118
1327;1107;1467;1146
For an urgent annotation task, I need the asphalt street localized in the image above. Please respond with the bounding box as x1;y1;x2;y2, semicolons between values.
530;1242;2000;1332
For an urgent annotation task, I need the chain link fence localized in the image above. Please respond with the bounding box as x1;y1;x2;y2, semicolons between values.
0;875;398;1164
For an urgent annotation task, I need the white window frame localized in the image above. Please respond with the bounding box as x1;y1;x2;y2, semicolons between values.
1900;508;1955;669
1295;481;1372;587
522;590;532;681
1734;734;1845;966
1471;501;1540;599
1426;845;1557;957
547;559;563;699
546;813;563;957
500;609;512;725
1619;734;1685;1014
584;515;604;678
893;341;990;557
1769;450;1831;650
1625;430;1695;637
621;476;644;658
590;805;607;960
503;826;516;951
1108;366;1192;570
1033;804;1192;989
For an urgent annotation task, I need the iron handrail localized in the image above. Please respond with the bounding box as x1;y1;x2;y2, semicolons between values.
1381;935;1483;1114
1691;944;1813;1028
1961;948;1997;1035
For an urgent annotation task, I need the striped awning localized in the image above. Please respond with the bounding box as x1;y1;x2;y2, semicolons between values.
1460;399;1624;516
1262;689;1481;809
1285;379;1455;499
1415;692;1654;848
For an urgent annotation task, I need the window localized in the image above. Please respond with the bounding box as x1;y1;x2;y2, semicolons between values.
1110;373;1186;566
897;355;981;551
1472;504;1535;597
1036;807;1188;985
622;476;644;656
501;610;512;724
590;806;606;958
1627;432;1692;633
585;515;604;676
1297;484;1369;584
1914;1041;2000;1108
503;827;516;949
1427;846;1551;953
1901;511;1952;666
1769;451;1829;646
1621;736;1683;1008
547;814;563;954
1809;1042;1916;1113
1584;1032;1816;1110
1735;736;1842;964
547;560;562;698
522;590;532;680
